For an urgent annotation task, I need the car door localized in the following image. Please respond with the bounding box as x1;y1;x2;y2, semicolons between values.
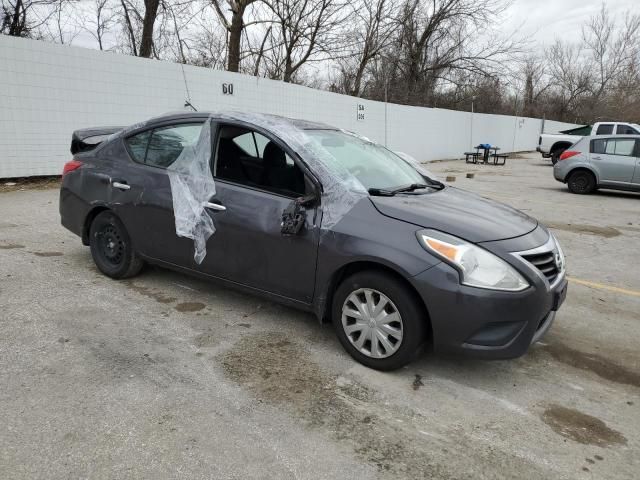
114;121;205;267
590;137;637;185
632;142;640;187
194;122;321;304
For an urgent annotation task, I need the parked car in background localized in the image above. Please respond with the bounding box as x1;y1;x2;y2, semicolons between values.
538;122;640;164
553;135;640;194
60;112;567;370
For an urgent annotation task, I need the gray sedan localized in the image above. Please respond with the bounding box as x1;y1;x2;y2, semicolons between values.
553;134;640;194
60;111;567;370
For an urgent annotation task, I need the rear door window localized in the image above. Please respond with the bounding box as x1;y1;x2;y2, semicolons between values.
146;124;203;168
125;130;152;163
596;124;614;135
611;139;636;156
616;125;639;134
593;138;637;156
591;139;607;154
125;123;203;167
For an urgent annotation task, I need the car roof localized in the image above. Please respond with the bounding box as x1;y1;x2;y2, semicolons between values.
582;134;640;140
142;111;338;131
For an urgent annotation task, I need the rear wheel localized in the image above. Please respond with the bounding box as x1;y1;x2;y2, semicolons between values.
332;271;427;371
567;170;596;195
551;149;564;165
89;211;143;279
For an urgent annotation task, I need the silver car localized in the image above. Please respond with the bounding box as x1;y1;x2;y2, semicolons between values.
553;135;640;194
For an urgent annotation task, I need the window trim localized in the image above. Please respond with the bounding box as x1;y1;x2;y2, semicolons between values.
590;137;639;157
210;121;322;201
123;119;206;170
595;124;614;135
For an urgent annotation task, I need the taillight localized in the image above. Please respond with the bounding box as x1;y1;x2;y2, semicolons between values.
62;160;83;176
559;151;579;161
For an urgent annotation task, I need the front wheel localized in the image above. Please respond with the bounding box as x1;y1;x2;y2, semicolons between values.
89;211;143;279
332;271;427;371
567;170;596;195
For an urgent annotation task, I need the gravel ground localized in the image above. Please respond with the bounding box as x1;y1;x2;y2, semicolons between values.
0;152;638;479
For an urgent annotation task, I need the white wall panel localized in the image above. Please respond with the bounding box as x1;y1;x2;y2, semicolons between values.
0;36;578;178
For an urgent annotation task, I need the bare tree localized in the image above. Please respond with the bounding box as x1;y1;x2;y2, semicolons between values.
337;0;396;96
83;0;116;50
545;40;592;122
582;4;640;114
138;0;159;57
517;55;550;117
392;0;521;105
1;0;58;36
212;0;261;72
265;0;350;82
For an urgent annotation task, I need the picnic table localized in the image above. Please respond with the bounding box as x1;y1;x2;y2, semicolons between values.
464;145;508;165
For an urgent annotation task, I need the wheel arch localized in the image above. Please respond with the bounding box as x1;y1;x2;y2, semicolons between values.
550;141;573;154
564;166;599;184
82;205;111;245
320;260;433;340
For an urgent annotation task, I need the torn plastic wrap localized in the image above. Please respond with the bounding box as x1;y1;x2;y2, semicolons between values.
217;112;368;231
394;151;440;181
167;119;216;264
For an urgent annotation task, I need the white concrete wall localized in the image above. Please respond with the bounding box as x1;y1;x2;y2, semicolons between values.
0;35;578;178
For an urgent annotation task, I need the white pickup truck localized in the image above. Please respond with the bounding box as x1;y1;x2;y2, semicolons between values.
537;122;640;164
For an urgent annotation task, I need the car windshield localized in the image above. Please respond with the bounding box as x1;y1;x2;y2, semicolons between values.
305;130;428;191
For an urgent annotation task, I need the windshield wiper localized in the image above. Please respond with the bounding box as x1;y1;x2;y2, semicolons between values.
392;183;430;193
368;183;435;196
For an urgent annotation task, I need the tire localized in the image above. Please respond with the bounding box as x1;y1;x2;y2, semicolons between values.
332;270;427;371
89;211;144;279
567;170;596;195
551;150;563;165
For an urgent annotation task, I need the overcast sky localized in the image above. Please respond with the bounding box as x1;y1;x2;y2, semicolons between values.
503;0;635;49
67;0;635;54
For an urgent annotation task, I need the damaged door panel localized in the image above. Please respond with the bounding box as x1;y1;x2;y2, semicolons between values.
196;180;320;303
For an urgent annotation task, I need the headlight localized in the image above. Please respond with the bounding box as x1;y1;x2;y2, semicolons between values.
550;232;566;272
416;229;529;291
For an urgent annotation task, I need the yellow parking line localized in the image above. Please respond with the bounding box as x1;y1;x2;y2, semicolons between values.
568;276;640;298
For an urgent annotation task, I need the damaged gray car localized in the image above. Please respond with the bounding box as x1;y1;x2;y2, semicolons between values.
60;111;567;370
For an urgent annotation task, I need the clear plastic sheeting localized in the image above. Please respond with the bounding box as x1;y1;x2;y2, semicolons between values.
394;151;440;181
167;118;216;264
217;112;368;230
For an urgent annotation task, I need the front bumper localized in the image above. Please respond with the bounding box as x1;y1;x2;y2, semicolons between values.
411;259;567;360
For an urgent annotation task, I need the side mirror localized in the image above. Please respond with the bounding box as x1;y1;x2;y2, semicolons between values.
280;193;317;235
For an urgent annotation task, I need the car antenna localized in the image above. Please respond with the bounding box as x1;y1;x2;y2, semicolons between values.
184;100;198;112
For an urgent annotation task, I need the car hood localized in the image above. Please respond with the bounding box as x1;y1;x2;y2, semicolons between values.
369;187;538;243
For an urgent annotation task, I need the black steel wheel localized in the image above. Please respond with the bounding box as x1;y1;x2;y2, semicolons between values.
567;170;596;195
89;211;143;279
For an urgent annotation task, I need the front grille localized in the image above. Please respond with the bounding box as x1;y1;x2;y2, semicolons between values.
521;250;559;284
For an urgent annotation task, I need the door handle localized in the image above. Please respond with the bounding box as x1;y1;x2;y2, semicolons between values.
204;201;226;212
592;156;602;160
112;181;130;190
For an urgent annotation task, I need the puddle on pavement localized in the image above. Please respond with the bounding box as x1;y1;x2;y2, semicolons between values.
541;404;627;447
125;282;177;304
541;221;620;238
220;334;425;475
175;302;206;312
219;333;523;478
0;243;24;249
32;251;64;257
543;342;640;388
